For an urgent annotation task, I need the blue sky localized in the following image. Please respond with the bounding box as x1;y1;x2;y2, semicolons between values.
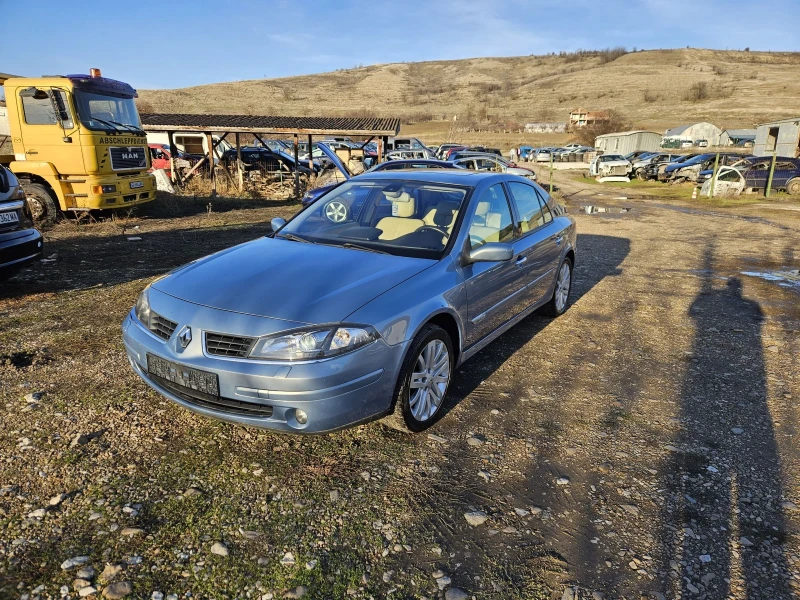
4;0;799;90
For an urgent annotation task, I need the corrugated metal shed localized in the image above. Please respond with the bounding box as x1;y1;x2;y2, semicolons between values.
141;113;401;136
594;130;661;154
662;122;722;145
753;117;800;157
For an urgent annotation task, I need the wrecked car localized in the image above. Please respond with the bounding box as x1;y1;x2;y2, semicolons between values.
701;158;800;196
588;154;631;177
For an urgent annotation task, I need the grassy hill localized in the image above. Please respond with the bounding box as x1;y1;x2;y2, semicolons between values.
138;48;800;135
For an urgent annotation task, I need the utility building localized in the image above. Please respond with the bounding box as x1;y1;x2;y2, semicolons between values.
719;129;756;146
753;117;800;157
594;130;661;154
661;122;722;147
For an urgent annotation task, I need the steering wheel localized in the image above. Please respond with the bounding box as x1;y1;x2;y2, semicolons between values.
417;225;450;239
324;200;348;223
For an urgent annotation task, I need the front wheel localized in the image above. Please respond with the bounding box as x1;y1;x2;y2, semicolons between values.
787;178;800;196
383;324;453;433
540;256;573;317
24;183;59;225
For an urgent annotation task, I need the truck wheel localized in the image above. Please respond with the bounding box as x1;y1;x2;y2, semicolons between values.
24;184;59;225
787;178;800;195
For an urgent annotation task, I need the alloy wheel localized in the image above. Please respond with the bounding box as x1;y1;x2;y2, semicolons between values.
555;261;571;312
409;339;450;422
324;201;348;222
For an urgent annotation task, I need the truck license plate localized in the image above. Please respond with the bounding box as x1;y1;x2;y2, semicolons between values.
0;211;19;225
130;181;144;189
147;354;219;396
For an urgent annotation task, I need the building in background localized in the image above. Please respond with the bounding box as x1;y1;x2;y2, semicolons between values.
595;130;662;154
753;117;800;157
719;128;756;147
661;122;722;147
569;108;609;129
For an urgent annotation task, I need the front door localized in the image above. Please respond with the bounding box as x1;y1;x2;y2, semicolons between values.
16;87;83;175
505;181;563;303
462;183;527;346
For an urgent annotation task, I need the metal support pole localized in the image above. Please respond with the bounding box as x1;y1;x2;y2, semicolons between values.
293;134;300;199
709;152;720;198
235;133;243;193
765;150;777;198
549;151;554;194
307;134;313;174
207;132;216;197
167;130;177;184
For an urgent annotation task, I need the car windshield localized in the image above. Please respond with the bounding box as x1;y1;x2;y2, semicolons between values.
73;90;143;134
281;180;470;259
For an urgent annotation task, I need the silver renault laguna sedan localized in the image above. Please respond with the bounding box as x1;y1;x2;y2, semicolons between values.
122;171;576;433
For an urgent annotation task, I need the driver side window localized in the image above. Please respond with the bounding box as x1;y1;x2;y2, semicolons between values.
466;184;514;250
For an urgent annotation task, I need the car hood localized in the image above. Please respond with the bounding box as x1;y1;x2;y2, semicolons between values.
152;237;433;324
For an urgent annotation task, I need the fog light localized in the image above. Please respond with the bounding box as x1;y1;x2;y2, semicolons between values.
295;409;308;425
91;184;116;194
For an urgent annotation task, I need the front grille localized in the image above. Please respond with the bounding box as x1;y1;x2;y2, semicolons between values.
148;373;273;417
110;146;147;170
150;313;178;341
205;333;255;358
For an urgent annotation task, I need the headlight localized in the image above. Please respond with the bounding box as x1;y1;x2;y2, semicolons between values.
91;184;117;194
249;325;379;361
135;287;152;327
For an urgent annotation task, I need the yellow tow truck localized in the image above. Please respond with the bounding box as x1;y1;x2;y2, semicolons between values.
0;69;155;223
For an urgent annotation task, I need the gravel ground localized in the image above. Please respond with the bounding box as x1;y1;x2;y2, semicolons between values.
1;185;799;600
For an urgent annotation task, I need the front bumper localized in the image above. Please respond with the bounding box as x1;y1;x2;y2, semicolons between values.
0;228;43;277
77;173;157;210
121;311;408;434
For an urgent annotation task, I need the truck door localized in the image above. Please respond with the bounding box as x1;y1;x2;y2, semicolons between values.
16;87;83;175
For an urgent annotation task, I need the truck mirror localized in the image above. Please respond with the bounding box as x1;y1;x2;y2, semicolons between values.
19;87;49;100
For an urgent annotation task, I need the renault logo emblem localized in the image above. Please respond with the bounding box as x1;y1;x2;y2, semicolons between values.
178;326;192;349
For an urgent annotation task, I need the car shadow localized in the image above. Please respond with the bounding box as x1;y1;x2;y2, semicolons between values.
439;233;630;419
0;220;275;298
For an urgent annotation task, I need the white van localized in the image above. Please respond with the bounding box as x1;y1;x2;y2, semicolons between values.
146;132;233;159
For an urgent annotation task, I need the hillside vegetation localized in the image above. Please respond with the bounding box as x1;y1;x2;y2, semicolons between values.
138;48;800;132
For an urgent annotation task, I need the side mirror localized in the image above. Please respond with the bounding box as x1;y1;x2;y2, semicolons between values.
19;87;49;100
463;242;513;265
270;217;287;232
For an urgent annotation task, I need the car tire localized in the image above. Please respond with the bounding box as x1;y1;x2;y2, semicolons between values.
540;256;573;318
24;183;59;225
787;178;800;195
383;324;454;433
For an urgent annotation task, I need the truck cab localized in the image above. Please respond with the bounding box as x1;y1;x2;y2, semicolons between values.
0;70;156;223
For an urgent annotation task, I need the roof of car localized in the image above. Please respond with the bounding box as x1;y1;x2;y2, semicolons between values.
356;169;504;185
371;159;454;170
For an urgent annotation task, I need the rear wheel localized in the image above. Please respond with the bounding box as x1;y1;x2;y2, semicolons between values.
24;183;59;225
383;324;453;433
540;256;573;317
787;178;800;195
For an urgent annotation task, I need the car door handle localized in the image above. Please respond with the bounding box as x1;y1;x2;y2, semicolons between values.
551;235;563;245
515;255;527;266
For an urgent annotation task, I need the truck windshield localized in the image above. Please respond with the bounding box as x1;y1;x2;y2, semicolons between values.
74;91;144;135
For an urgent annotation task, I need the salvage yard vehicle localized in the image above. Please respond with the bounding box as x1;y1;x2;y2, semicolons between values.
0;164;43;278
146;132;234;160
301;146;459;207
630;152;673;179
123;171;576;433
0;69;156;224
387;137;434;158
452;154;537;180
663;153;745;183
221;147;316;175
588;154;631;177
701;158;800;196
646;154;693;180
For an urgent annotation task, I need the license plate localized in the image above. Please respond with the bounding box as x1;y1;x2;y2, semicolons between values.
147;354;219;396
130;181;144;189
0;211;19;225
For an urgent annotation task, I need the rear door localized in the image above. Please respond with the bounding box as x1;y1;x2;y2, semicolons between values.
462;183;527;346
506;181;563;303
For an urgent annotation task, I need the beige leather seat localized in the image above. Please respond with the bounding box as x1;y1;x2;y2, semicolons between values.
377;192;424;240
422;204;460;234
469;212;505;246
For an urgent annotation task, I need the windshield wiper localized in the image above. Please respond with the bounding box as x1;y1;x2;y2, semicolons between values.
89;117;129;134
277;232;312;243
341;242;390;254
107;120;145;136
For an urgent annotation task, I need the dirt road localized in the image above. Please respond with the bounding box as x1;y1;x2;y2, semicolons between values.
1;189;798;599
